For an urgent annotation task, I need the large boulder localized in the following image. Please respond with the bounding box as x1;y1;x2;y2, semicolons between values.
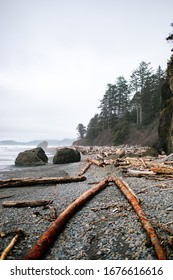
15;147;48;166
53;147;81;164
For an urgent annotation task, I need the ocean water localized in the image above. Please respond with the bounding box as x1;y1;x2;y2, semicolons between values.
0;145;57;171
0;145;36;171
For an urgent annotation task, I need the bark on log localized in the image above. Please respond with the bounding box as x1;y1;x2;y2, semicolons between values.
87;158;104;167
126;169;156;177
109;176;167;260
23;178;109;260
0;231;23;260
151;166;173;175
2;200;52;207
0;175;86;188
78;161;92;176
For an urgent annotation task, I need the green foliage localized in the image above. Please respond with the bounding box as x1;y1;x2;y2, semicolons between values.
79;61;165;146
166;23;173;48
86;114;101;144
113;120;130;144
76;123;86;139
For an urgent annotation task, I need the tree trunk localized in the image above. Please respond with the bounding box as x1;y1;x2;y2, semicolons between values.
151;166;173;175
109;176;167;260
0;176;86;188
87;158;104;167
78;161;92;176
23;178;109;260
2;200;52;207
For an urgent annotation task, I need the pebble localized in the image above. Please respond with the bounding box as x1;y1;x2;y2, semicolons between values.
0;158;173;260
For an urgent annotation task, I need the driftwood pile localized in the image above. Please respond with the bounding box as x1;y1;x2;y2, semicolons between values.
1;145;173;260
75;145;173;180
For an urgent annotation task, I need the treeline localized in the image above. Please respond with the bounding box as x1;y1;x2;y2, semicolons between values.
77;61;165;145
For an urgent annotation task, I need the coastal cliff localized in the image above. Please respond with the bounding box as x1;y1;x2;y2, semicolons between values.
158;55;173;154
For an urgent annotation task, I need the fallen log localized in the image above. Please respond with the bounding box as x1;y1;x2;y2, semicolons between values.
0;230;23;260
87;158;104;167
125;169;156;177
151;166;173;175
0;175;86;188
109;176;167;260
23;178;109;260
0;195;14;200
78;161;92;176
2;200;52;208
164;161;173;165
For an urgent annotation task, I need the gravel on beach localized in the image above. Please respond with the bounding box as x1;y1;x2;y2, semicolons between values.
0;155;173;260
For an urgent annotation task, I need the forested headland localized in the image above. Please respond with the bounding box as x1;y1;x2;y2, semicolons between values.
76;61;165;147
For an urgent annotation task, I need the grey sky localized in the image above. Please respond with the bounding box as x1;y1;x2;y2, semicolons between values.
0;0;172;141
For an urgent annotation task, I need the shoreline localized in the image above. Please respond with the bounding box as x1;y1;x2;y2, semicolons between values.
0;147;173;260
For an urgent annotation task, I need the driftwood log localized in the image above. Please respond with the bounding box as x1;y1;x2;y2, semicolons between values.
0;175;86;188
0;230;24;260
2;200;52;208
78;161;92;176
151;166;173;175
23;178;109;260
87;158;104;167
109;176;167;260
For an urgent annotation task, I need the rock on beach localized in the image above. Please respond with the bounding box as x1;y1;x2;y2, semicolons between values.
53;147;81;164
15;147;48;167
1;145;173;260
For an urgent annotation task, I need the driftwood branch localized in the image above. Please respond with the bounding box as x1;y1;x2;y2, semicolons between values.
2;200;52;208
87;158;104;167
0;175;86;188
47;205;57;219
151;166;173;175
23;178;109;260
125;169;156;177
109;176;167;260
78;162;92;176
0;230;23;260
153;221;173;235
0;195;15;200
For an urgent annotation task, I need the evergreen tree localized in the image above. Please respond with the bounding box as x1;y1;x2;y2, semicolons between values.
166;23;173;49
130;61;154;124
116;76;130;118
151;66;165;115
76;123;86;139
130;61;153;94
86;114;101;142
82;61;165;145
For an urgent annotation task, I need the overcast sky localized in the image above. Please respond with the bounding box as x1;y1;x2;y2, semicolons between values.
0;0;172;141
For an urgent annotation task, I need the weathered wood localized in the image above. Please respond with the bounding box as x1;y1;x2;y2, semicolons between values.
0;195;14;200
0;231;23;260
164;161;173;165
126;169;156;177
2;200;52;208
0;231;6;238
48;206;57;219
23;178;109;260
109;176;167;260
0;175;86;188
78;161;92;176
153;221;173;235
151;166;173;175
87;158;104;167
